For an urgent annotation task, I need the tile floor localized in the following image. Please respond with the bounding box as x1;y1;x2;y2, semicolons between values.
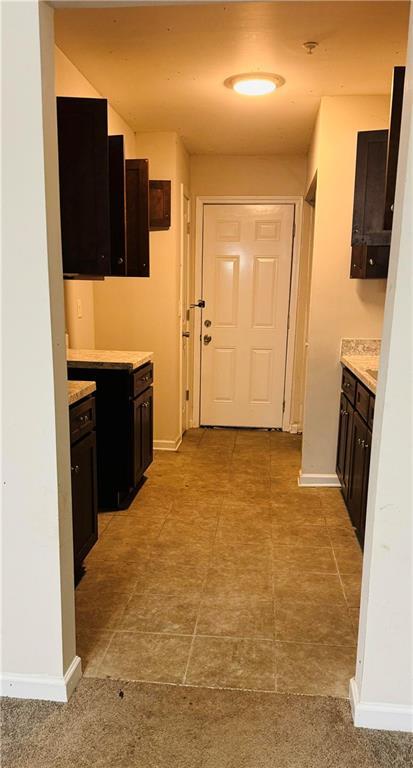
76;428;362;697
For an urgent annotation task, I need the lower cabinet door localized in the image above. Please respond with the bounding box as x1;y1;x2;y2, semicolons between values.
132;387;154;486
359;428;372;547
71;431;98;570
142;388;153;473
336;394;353;497
347;411;368;541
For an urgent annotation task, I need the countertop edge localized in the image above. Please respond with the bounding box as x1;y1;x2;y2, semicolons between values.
67;353;153;371
340;355;378;395
68;381;97;406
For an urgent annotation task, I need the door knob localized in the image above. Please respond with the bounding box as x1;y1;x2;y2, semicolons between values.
203;334;212;345
182;331;190;338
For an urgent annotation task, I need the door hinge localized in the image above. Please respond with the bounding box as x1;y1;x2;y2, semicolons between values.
185;389;190;401
186;309;190;321
186;222;191;235
292;221;296;239
282;399;286;413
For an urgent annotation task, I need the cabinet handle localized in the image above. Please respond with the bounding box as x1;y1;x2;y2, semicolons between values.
117;257;124;265
71;465;80;474
368;258;375;266
142;401;150;408
79;414;89;424
364;443;369;450
357;438;361;445
340;409;348;417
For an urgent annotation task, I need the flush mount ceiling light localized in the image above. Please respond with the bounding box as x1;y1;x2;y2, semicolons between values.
224;73;285;96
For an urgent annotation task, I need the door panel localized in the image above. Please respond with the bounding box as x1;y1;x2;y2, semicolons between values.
200;203;294;428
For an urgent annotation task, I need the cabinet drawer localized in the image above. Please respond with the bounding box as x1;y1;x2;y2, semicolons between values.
70;397;95;444
355;382;370;422
341;368;356;405
368;395;375;430
132;363;153;398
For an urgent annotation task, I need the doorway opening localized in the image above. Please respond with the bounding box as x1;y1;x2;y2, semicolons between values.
192;196;303;432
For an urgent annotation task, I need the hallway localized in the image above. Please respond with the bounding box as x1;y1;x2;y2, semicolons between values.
76;428;361;696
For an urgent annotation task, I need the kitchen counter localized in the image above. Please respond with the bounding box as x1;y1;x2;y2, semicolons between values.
340;338;380;394
67;380;96;406
67;349;153;371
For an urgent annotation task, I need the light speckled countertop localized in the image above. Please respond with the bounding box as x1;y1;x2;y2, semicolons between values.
67;349;153;371
340;339;380;394
67;380;96;406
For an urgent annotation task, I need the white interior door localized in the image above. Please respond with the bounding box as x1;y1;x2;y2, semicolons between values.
200;203;295;428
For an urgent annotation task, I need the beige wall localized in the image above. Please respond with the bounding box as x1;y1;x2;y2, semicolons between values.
190;153;309;428
94;132;190;447
190;154;306;197
55;46;135;348
301;95;389;479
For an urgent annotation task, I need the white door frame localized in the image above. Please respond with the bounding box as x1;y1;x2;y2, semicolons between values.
192;195;303;432
179;183;191;440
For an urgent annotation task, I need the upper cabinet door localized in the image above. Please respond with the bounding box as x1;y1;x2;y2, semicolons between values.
108;135;127;276
383;66;406;230
125;159;150;277
108;140;151;278
351;129;389;247
56;97;111;277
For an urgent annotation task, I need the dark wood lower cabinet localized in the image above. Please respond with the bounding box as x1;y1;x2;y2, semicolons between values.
68;363;154;510
70;396;98;579
336;368;374;548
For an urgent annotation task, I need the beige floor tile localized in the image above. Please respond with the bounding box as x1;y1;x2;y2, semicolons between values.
120;592;200;634
333;545;363;575
275;641;356;697
328;527;360;547
270;491;323;510
273;571;346;604
86;537;154;564
274;600;356;645
197;595;274;639
341;573;362;607
185;636;275;691
272;523;331;548
77;560;148;595
76;627;114;677
141;561;206;596
272;545;338;574
99;632;191;683
75;589;131;631
349;606;361;634
97;513;114;536
204;564;273;599
271;506;326;527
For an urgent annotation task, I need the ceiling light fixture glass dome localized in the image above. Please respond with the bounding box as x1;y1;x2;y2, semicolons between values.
224;73;285;96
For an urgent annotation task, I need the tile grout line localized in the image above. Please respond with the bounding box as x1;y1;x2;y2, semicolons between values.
181;439;232;685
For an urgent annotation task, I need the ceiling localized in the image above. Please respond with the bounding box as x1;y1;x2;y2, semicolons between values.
54;1;410;155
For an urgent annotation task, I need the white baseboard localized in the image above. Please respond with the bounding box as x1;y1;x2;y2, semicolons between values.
0;654;82;703
350;678;413;733
289;423;302;434
298;471;341;487
153;436;182;452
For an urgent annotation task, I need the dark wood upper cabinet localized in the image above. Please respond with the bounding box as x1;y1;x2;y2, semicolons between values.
350;66;406;280
108;135;127;276
108;136;150;278
56;97;111;277
383;66;406;230
126;159;150;277
149;180;171;230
